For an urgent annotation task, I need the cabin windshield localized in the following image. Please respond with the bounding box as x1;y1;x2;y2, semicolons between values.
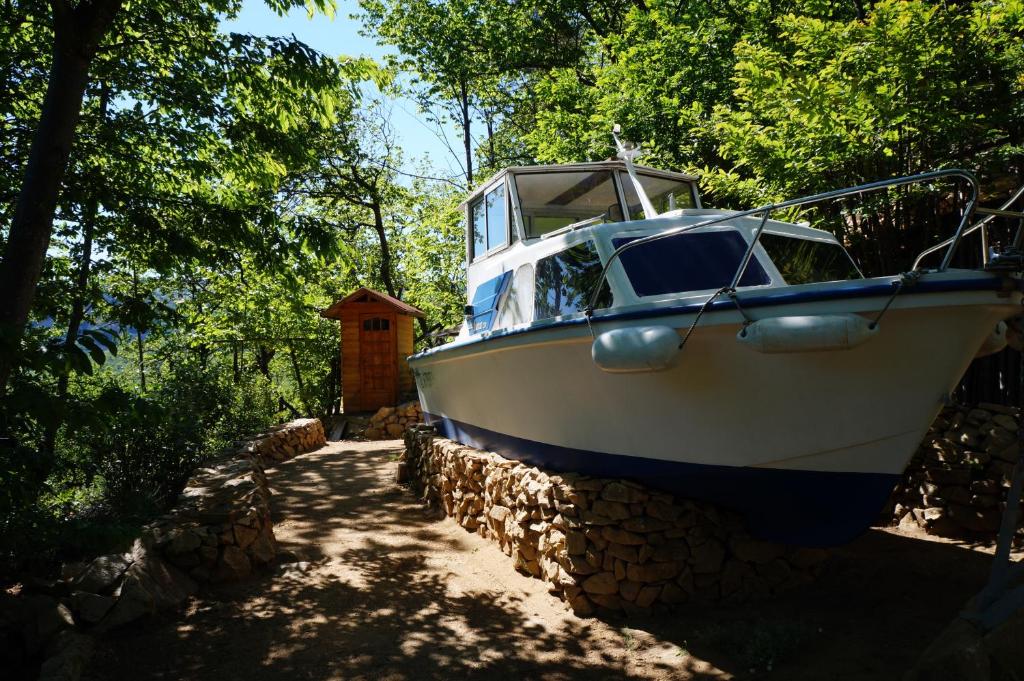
514;171;624;238
619;173;696;220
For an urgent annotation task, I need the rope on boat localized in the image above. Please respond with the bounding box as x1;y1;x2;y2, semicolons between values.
678;287;731;350
869;270;922;330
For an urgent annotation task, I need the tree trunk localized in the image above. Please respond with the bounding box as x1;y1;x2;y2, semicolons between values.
132;269;146;392
0;0;124;394
371;201;398;299
288;344;312;417
459;78;473;187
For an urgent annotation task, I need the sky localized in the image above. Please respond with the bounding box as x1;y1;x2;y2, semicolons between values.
220;0;465;178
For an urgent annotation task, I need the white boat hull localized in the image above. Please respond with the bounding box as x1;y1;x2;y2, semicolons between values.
411;273;1021;545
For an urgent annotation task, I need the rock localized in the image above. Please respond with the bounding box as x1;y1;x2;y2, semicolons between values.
606;543;639;563
645;500;683;522
619;580;642;602
903;617;988;681
73;554;131;595
386;423;405;438
601;482;647;504
691;538;725;574
581;572;618;595
568;593;594;616
626;561;679;583
591;499;630;520
68;592;115;625
37;630;93;681
600;527;645;546
565;530;587;555
634;585;662;608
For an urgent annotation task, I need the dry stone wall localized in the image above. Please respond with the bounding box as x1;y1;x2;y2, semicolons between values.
241;417;326;466
889;404;1024;542
402;427;828;616
2;418;325;681
363;401;423;440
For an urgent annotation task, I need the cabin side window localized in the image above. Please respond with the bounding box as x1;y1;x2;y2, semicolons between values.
619;173;696;220
534;242;613;320
613;230;770;297
758;233;862;284
515;171;624;239
467;271;512;333
470;182;508;260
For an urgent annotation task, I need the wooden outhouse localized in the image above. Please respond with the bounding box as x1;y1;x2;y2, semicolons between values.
320;287;425;413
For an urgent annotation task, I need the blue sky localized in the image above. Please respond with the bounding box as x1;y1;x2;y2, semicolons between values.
221;1;465;177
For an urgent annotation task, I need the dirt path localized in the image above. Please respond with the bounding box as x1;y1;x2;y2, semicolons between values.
86;440;1010;680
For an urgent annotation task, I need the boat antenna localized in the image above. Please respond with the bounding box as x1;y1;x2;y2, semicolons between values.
612;124;658;220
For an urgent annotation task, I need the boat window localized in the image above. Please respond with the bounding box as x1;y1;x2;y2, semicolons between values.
613;231;770;296
470;183;508;259
534;242;613;320
467;271;512;333
514;171;623;238
619;173;696;220
759;233;862;284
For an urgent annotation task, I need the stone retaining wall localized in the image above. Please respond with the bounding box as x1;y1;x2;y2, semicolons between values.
889;404;1024;542
363;401;423;440
2;418;326;680
241;417;326;466
402;427;828;616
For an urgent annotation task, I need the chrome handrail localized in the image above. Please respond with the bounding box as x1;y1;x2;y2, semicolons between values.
586;169;980;313
912;184;1024;270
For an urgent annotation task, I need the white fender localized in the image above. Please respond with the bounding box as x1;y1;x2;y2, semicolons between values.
592;326;679;373
737;314;877;354
975;321;1008;358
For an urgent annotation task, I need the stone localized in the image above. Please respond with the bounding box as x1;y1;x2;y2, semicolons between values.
601;482;646;503
621;516;672;533
606;542;639;563
249;532;277;564
591;499;630;520
37;630;94;681
634;585;662;608
948;504;1001;533
581;572;619;595
568;594;594;616
600;526;645;546
627;561;680;583
73;554;131;595
565;530;587;555
645;500;683;522
589;593;622;610
386;423;405;438
660;582;687;604
68;592;115;625
690;538;725;574
993;414;1018;431
619;580;642;601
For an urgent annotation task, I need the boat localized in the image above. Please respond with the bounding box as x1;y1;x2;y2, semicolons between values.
409;130;1024;546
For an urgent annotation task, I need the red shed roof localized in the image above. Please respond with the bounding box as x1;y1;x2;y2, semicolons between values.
319;287;425;320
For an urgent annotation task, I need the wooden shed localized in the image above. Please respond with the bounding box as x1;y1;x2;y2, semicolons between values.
320;287;425;413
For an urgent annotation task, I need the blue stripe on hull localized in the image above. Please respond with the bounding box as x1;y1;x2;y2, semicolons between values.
425;412;900;547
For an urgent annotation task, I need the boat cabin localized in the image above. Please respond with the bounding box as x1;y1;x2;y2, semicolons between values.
459;160;862;338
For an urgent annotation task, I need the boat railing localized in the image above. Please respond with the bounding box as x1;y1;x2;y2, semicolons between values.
586;168;994;314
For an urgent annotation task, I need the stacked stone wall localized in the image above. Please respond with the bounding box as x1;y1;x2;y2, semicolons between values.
2;418;326;680
402;427;828;616
363;401;423;440
889;404;1023;542
242;417;326;466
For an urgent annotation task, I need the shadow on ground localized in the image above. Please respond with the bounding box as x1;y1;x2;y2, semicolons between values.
85;441;1001;681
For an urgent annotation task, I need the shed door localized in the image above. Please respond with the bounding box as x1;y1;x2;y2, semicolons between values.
359;314;396;409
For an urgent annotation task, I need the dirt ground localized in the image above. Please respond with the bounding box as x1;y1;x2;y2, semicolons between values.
85;439;1016;681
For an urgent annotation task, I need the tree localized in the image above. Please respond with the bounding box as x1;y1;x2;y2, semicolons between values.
0;0;338;393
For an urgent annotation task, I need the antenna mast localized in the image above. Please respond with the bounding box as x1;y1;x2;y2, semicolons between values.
613;124;658;220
